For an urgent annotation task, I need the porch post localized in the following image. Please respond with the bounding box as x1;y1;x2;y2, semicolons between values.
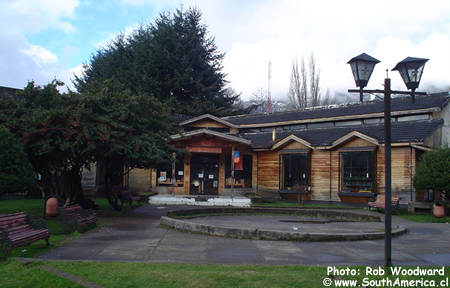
171;152;176;186
231;146;235;197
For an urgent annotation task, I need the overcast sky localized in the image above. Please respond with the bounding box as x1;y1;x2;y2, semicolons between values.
1;0;449;101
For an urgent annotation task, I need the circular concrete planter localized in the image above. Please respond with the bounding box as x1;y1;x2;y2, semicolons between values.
161;207;407;242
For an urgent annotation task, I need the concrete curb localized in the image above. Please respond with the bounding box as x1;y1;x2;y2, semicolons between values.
161;208;407;241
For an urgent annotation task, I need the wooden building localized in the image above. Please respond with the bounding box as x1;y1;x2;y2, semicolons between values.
86;93;449;204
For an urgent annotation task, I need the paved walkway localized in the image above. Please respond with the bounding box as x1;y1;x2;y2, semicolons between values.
39;205;450;266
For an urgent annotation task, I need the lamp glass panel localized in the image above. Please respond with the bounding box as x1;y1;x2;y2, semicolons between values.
350;62;358;81
408;64;424;83
357;60;375;81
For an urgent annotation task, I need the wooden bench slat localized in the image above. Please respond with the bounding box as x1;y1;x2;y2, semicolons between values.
10;229;49;242
6;224;33;235
12;232;49;248
368;195;400;209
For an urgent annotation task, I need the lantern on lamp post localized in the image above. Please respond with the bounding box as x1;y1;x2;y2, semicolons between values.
347;53;380;102
392;57;429;103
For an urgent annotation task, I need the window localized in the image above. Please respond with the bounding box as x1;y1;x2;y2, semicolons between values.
307;122;333;129
340;151;375;192
260;127;273;132
397;114;429;122
363;118;382;125
335;120;362;127
281;153;310;190
225;154;252;188
287;124;306;131
157;156;184;186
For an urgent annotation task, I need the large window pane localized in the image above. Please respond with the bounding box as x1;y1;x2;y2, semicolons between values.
157;156;184;186
341;151;375;192
282;154;309;189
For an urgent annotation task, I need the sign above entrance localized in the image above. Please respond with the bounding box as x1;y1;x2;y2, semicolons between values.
187;146;222;154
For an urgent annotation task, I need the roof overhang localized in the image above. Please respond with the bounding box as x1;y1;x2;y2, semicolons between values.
271;135;313;150
170;129;251;145
330;131;379;149
410;144;432;151
179;114;237;128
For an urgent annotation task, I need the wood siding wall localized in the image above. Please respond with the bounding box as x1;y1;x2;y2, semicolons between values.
310;150;331;200
186;120;228;128
127;168;151;192
257;151;279;191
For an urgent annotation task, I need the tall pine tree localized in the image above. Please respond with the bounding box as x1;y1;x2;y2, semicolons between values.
74;8;237;116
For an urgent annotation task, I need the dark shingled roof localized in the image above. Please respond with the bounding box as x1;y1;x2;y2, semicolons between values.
241;119;443;149
225;94;449;126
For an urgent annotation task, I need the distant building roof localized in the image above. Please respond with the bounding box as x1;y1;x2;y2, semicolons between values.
224;94;449;127
0;86;22;100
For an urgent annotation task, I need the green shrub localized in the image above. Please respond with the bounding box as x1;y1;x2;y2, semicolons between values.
413;148;450;202
0;127;37;196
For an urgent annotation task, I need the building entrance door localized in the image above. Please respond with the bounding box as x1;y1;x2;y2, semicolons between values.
190;153;219;195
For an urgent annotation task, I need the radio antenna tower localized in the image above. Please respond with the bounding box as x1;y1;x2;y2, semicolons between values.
267;61;272;113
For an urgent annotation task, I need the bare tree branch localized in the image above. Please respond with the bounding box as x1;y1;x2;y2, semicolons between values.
309;53;321;107
287;57;308;110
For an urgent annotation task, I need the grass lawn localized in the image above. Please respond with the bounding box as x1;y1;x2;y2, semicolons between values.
1;260;447;288
395;210;450;223
0;260;83;288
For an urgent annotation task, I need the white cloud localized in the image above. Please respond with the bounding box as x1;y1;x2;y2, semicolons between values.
22;45;58;66
0;0;79;35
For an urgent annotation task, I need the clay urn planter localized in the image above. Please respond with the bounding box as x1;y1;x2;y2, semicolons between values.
433;201;445;218
46;197;59;217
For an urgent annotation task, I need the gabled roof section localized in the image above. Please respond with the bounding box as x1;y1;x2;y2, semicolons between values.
170;128;250;145
272;135;313;150
330;131;379;149
179;114;236;128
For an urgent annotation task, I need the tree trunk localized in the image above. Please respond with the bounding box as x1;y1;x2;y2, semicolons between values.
104;159;122;211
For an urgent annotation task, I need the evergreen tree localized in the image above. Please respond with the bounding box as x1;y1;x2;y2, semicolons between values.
74;8;237;116
0;128;37;196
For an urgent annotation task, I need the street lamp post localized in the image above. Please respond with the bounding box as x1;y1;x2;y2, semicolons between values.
347;53;428;267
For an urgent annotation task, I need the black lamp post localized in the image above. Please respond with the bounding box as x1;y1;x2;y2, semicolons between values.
347;53;428;267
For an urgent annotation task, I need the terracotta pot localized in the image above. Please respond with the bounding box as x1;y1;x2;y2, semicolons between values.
46;197;59;217
433;203;445;218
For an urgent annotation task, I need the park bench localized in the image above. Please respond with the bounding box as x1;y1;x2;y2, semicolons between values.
368;194;400;210
0;212;49;258
57;204;97;233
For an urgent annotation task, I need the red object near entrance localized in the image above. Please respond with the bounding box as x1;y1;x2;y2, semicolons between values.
46;197;58;217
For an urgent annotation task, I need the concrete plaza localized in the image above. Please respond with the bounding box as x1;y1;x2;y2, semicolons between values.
39;205;450;266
